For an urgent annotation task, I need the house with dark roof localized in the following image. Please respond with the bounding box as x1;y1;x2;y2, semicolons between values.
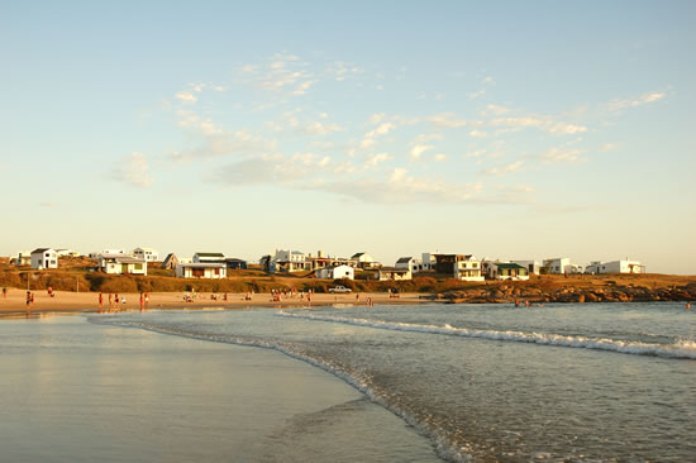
176;262;227;279
225;258;248;270
193;252;226;264
161;253;179;270
31;248;58;270
350;252;380;269
395;257;417;273
486;262;529;281
98;254;147;275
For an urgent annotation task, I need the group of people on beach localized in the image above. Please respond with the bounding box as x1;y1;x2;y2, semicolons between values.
97;291;150;312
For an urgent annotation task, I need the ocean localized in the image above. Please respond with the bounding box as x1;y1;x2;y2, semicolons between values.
2;302;695;462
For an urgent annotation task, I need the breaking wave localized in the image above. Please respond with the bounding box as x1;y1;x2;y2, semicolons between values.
278;311;696;360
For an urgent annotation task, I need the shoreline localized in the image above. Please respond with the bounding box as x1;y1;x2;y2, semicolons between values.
0;289;427;318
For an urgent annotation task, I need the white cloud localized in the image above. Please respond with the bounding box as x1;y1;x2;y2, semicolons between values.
484;160;524;176
434;153;447;162
364;152;392;168
304;121;343;135
608;91;666;111
469;129;487;138
114;152;152;188
491;116;587;135
428;113;468;128
547;123;588;135
244;53;315;97
176;110;224;135
481;104;510;116
175;91;197;103
410;144;432;160
325;61;364;81
542;147;584;163
360;122;396;149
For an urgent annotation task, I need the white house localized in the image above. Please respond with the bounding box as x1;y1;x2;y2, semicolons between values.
585;260;645;274
98;254;147;275
193;252;226;264
272;249;311;273
176;263;227;279
377;267;412;281
454;255;484;282
13;250;32;266
315;264;355;280
31;248;58;270
511;260;541;276
485;262;530;281
133;247;159;262
395;257;418;273
420;252;436;272
542;258;582;274
351;252;380;269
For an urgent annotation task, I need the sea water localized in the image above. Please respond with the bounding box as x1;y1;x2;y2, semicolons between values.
3;302;695;462
92;302;696;462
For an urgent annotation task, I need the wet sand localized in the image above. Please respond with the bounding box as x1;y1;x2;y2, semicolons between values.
0;288;426;317
0;316;440;462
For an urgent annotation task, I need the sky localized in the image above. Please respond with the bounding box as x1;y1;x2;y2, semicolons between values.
1;1;695;273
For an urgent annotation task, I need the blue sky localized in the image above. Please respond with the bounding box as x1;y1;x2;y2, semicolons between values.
2;1;695;273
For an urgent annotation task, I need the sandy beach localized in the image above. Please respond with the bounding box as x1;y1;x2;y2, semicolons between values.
0;287;426;317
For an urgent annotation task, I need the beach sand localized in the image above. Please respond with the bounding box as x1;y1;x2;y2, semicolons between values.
0;287;425;317
0;315;440;462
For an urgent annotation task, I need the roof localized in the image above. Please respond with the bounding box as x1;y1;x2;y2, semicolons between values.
178;263;226;268
396;257;413;263
102;255;145;264
496;262;526;270
195;252;225;258
351;252;365;258
31;248;53;254
225;258;247;263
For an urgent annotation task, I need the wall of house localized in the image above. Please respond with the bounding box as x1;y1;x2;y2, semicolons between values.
31;251;58;270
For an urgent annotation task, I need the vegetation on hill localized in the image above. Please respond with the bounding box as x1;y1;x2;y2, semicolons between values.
0;258;694;302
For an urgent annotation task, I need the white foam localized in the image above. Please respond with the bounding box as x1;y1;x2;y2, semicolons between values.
277;311;696;360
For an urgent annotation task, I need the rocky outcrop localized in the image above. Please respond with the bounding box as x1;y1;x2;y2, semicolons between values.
440;282;696;304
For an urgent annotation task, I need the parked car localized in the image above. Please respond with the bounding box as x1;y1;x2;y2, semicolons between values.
328;285;352;293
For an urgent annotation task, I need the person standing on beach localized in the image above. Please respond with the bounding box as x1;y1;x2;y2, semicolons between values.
26;290;32;308
98;292;103;308
2;287;7;299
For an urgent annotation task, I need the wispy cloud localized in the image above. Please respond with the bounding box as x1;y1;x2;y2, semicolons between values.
242;53;315;96
491;116;588;135
175;91;198;103
360;121;396;149
541;147;584;163
113;152;152;188
607;91;666;111
325;61;364;81
484;160;524;176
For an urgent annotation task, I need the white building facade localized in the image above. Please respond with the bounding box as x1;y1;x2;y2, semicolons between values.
31;248;58;270
454;255;484;282
133;247;159;262
315;265;355;280
176;263;227;279
585;260;645;274
98;255;147;275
